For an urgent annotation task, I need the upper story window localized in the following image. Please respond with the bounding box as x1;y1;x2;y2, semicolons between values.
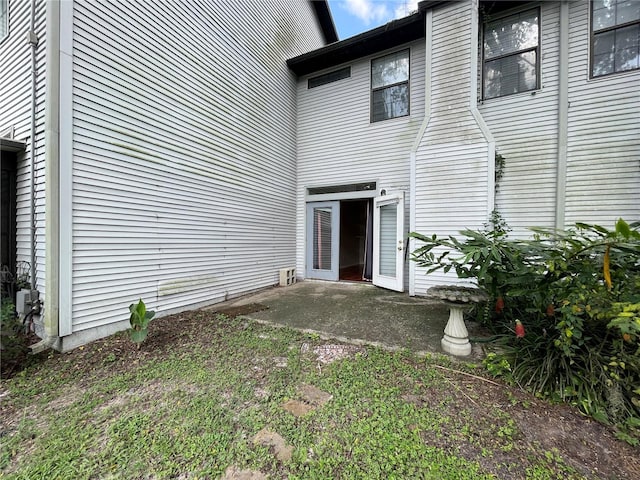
482;8;539;99
591;0;640;77
371;49;409;122
0;0;8;42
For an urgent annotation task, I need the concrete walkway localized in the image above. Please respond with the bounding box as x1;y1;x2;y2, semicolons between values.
220;281;483;356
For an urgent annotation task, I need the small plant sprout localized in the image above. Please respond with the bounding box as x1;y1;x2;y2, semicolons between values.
128;298;155;348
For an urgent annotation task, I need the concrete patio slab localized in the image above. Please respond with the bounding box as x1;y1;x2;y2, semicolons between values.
216;281;485;356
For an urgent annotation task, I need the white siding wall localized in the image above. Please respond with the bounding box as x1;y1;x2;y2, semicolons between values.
565;0;640;226
478;2;560;236
413;1;491;294
67;0;325;339
0;0;47;313
295;40;426;284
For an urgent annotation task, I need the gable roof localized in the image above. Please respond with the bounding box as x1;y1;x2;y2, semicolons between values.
312;1;338;44
289;1;448;76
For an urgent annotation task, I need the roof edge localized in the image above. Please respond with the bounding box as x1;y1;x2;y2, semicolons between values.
288;11;422;76
290;0;451;76
312;1;338;45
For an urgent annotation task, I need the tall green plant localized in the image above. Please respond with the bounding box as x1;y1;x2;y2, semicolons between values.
411;219;640;443
129;299;155;348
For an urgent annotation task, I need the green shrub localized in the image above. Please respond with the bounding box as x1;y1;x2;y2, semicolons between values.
411;218;640;443
1;300;29;379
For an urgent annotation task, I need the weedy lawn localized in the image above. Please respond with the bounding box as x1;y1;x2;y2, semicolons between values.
0;311;637;479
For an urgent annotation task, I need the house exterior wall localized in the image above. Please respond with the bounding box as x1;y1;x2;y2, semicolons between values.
59;0;326;347
412;0;639;294
564;0;640;225
0;0;47;329
295;40;426;284
412;1;492;294
477;0;639;235
478;1;560;236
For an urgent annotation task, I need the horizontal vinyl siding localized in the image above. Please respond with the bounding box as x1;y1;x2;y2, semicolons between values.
70;0;325;332
413;143;490;294
478;1;560;237
0;0;47;303
413;1;490;294
295;40;426;282
564;0;640;226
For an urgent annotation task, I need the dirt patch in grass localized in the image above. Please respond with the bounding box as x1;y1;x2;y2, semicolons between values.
1;309;638;479
414;365;639;479
211;303;269;318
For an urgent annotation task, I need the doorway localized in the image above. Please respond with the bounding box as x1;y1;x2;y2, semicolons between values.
339;199;371;281
1;152;17;298
305;191;405;290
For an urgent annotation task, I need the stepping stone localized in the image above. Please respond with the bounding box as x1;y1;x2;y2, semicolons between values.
299;384;333;407
252;428;293;462
281;385;333;417
220;466;267;480
282;399;314;417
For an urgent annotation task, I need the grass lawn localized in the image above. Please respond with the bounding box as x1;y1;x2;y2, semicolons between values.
0;311;637;479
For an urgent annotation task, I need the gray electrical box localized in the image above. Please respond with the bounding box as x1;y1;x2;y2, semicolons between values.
16;289;40;316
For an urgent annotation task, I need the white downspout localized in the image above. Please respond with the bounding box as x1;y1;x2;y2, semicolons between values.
44;0;60;341
28;0;38;289
555;0;569;229
409;8;433;297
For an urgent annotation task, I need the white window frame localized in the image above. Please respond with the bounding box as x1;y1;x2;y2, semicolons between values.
590;0;640;78
370;49;410;123
481;7;540;100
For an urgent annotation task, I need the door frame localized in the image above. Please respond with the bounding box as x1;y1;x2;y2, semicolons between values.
305;201;340;281
372;191;405;292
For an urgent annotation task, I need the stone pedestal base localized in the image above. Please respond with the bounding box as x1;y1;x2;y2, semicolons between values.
441;305;471;356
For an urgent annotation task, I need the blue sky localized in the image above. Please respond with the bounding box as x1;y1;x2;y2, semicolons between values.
327;0;420;40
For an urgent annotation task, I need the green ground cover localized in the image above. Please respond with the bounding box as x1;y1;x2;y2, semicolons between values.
0;312;636;479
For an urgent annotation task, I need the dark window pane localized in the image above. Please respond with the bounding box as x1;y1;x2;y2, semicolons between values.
593;25;640;76
372;50;409;89
593;52;615;75
594;30;615;54
483;51;537;99
372;84;409;122
616;0;640;25
593;0;616;30
614;24;640;70
484;9;538;58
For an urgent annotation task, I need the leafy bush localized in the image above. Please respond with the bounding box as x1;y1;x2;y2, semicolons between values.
411;218;640;443
1;300;30;379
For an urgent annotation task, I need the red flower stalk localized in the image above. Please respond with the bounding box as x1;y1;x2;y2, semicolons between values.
495;296;505;314
515;319;525;338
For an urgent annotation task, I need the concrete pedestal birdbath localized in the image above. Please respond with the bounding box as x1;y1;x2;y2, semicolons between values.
427;285;488;356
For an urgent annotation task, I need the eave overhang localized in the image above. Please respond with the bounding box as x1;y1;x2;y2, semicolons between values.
289;1;449;76
312;1;338;44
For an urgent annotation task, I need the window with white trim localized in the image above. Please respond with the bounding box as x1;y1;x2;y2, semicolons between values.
371;49;409;122
482;8;539;99
0;0;8;42
591;0;640;77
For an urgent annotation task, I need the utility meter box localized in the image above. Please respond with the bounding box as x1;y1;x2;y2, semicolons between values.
16;289;40;316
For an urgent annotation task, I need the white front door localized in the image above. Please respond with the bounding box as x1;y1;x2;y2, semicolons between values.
306;201;340;281
373;192;405;291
